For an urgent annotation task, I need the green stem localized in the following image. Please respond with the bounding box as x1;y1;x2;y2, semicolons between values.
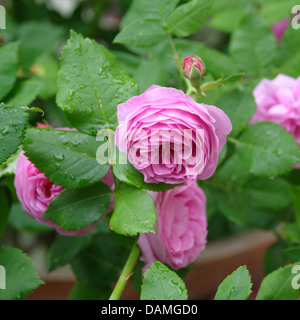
109;241;140;300
165;30;185;80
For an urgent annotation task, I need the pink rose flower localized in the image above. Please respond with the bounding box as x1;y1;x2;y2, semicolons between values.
116;85;232;185
271;17;289;44
138;183;207;271
14;127;115;236
250;74;300;146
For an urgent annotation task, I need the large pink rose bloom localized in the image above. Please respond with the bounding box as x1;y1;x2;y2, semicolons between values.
250;74;300;145
138;183;207;271
116;85;232;185
14;129;114;235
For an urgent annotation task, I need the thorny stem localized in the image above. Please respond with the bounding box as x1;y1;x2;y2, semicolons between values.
108;240;140;300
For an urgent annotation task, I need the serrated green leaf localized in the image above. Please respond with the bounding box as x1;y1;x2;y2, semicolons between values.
0;105;28;165
110;184;156;236
256;263;300;300
49;235;92;271
23;128;109;189
167;0;212;37
43;182;111;231
214;266;252;300
0;246;43;300
229;13;277;77
57;31;138;134
141;261;188;300
235;122;300;177
0;42;19;101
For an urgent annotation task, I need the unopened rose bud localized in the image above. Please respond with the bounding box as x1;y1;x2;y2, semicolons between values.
183;56;206;81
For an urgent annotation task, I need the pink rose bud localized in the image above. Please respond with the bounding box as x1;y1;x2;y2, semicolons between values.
271;17;289;44
183;56;206;80
116;85;232;185
14;128;115;236
138;183;207;271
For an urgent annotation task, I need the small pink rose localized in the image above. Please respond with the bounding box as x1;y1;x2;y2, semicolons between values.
250;74;300;147
138;183;207;271
14;127;115;236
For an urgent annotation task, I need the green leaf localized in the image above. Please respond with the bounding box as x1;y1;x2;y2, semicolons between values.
235;122;300;177
5;80;41;106
259;0;299;24
43;182;111;231
256;264;300;300
283;246;300;263
214;266;252;300
71;233;130;286
18;21;65;69
114;19;166;48
68;281;111;300
243;177;292;211
0;105;28;165
229;13;277;77
216;88;256;137
0;246;43;300
218;190;250;225
32;53;59;99
208;0;252;33
115;0;179;48
110;183;156;236
141;261;188;300
23;128;109;189
57;31;138;134
0;187;11;237
264;241;288;275
8;203;52;233
282;223;300;244
0;42;19;101
49;235;92;271
134;58;168;92
167;0;212;37
113;160;179;192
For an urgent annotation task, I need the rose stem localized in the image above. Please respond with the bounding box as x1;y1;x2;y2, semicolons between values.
108;240;140;300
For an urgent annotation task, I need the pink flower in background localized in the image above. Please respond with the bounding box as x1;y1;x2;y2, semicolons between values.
138;183;207;271
250;74;300;146
116;85;231;185
271;17;289;44
14;127;115;235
